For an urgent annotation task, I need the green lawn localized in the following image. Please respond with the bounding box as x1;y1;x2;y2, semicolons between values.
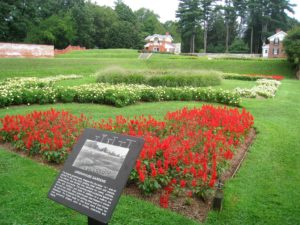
0;50;299;225
0;50;294;79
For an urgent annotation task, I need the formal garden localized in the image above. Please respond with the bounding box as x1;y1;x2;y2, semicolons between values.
0;50;299;225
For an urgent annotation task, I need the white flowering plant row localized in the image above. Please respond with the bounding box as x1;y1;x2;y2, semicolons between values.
0;76;241;107
57;83;241;107
234;79;281;98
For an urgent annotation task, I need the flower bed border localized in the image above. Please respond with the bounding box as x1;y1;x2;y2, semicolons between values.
0;128;256;223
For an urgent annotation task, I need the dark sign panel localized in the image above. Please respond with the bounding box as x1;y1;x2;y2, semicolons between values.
48;128;144;223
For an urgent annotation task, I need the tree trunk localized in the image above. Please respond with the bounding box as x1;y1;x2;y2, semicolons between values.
225;22;229;53
296;64;300;80
250;26;254;54
190;33;195;53
203;21;207;53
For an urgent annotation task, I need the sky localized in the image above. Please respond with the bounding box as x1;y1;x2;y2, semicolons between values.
95;0;300;23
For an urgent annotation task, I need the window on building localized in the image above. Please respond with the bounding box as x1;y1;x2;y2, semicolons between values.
273;48;279;55
274;38;279;45
265;49;268;54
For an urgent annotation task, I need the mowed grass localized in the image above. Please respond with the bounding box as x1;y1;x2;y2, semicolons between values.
0;50;294;79
0;149;199;225
56;49;140;59
0;49;299;224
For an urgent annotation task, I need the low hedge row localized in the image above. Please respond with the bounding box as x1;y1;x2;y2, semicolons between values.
96;68;222;87
0;80;241;107
58;84;241;107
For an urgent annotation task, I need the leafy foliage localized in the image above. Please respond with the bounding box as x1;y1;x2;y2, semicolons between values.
96;69;222;87
283;26;300;66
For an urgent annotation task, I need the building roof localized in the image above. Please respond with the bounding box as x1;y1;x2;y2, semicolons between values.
267;31;287;41
145;34;173;42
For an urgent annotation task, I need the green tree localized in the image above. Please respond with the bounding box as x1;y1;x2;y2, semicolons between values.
91;5;118;48
233;0;248;36
223;0;237;52
199;0;219;53
26;13;74;49
229;38;249;53
245;0;295;53
176;0;202;53
71;3;95;48
164;21;181;43
135;8;166;36
108;1;143;49
0;0;36;42
283;26;300;67
207;11;226;52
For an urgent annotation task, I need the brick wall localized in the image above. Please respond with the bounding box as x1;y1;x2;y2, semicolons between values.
268;42;286;58
54;45;86;55
0;43;54;58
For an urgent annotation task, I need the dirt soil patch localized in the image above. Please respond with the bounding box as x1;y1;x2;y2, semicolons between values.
0;128;256;223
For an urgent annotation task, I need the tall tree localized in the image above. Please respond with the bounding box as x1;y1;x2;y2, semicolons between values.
109;0;143;49
90;5;118;48
223;0;237;52
245;0;295;53
71;3;95;48
26;13;74;49
233;0;248;37
283;26;300;67
207;11;226;52
176;0;201;53
164;21;181;43
135;8;166;36
199;0;219;53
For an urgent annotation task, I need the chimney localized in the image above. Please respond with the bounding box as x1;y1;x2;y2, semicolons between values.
166;32;169;36
276;28;281;33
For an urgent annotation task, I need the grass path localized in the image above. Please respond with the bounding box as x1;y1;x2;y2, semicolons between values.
206;80;300;225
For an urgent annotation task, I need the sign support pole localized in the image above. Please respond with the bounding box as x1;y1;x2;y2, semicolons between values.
88;217;108;225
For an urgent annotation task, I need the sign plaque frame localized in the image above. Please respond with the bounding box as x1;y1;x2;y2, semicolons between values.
48;128;144;224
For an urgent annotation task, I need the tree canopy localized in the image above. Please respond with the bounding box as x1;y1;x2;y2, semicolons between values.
0;0;299;53
283;26;300;67
0;0;180;50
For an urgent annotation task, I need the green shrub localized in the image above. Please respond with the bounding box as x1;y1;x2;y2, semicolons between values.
96;67;222;87
223;73;265;81
0;77;241;108
97;73;146;84
148;75;202;87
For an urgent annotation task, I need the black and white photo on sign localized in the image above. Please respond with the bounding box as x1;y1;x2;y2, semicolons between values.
72;139;129;179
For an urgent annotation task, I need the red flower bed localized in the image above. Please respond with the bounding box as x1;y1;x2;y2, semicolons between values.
246;74;285;80
0;106;254;208
0;109;90;163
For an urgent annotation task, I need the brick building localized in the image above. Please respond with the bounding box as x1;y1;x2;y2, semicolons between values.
262;29;287;58
144;32;176;53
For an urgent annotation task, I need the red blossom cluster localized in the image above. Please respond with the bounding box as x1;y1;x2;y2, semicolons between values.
96;105;254;207
246;74;285;80
0;109;90;163
0;105;254;208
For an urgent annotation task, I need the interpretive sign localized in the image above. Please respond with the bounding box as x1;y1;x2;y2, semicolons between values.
48;128;144;224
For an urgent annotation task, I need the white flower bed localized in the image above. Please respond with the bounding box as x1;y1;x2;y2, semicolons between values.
0;77;241;107
234;79;281;98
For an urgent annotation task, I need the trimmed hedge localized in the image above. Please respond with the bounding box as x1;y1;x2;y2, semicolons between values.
96;68;222;87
